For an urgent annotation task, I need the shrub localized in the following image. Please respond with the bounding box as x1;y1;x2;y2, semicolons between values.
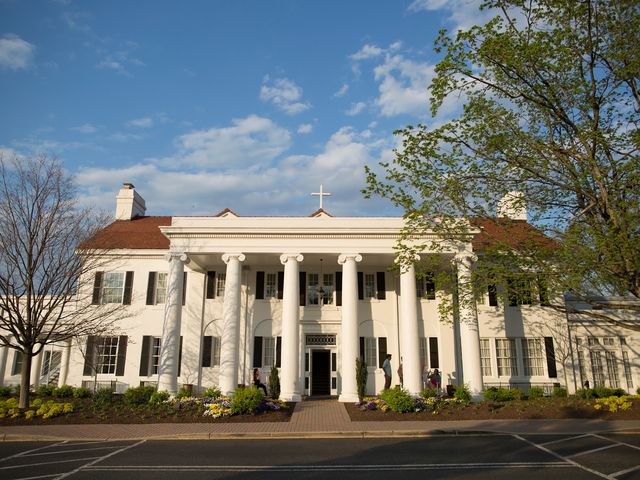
149;391;170;405
73;387;92;399
175;386;193;399
0;386;12;397
453;384;472;403
552;386;568;398
92;388;113;409
230;386;264;415
379;387;416;413
420;387;439;399
356;357;368;401
268;366;280;400
575;388;593;399
637;387;640;396
592;386;625;398
483;387;519;402
124;386;156;406
52;384;74;398
527;387;544;400
36;384;55;397
201;386;222;399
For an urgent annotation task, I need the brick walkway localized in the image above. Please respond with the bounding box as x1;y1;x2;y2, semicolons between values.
1;399;639;441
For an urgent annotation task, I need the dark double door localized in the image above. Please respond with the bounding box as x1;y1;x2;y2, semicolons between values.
311;350;331;396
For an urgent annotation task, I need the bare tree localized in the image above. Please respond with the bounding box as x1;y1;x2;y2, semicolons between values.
0;154;125;410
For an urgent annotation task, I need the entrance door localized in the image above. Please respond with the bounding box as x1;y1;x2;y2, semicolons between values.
311;350;331;396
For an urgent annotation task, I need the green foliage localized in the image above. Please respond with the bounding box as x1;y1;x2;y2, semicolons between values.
0;386;13;397
592;386;626;398
200;386;222;399
73;387;92;398
149;391;170;405
52;384;74;398
575;388;593;399
92;388;113;409
552;387;568;398
420;387;439;399
268;366;280;400
379;387;416;413
230;386;264;415
124;386;156;406
356;357;368;401
175;386;193;399
453;384;472;403
637;387;640;396
483;387;519;402
36;384;55;397
527;387;544;400
35;400;74;419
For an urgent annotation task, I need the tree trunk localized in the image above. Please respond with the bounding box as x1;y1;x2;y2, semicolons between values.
19;351;33;410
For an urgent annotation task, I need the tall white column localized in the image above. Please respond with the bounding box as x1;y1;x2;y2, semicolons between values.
57;340;71;387
0;343;9;386
279;253;304;402
338;253;362;402
455;253;483;398
399;263;422;395
158;252;189;394
30;350;43;387
219;253;245;396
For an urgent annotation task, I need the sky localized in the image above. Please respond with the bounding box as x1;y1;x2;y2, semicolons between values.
0;0;490;217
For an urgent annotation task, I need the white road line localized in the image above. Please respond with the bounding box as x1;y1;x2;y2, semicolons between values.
0;441;68;463
52;439;146;480
593;434;640;452
0;456;100;470
539;434;590;447
514;434;613;479
610;464;640;478
12;474;59;480
20;445;123;457
568;443;619;458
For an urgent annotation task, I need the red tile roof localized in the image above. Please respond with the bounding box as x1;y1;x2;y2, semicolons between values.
471;217;557;252
82;216;172;250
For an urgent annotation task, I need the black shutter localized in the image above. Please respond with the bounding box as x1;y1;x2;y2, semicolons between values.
426;273;436;300
83;336;96;376
545;337;558;378
378;337;387;368
488;282;498;306
146;272;156;305
115;335;128;376
276;336;282;368
202;336;212;367
335;271;342;306
255;271;265;299
277;272;284;300
299;271;306;306
123;271;134;305
92;272;103;305
181;272;187;306
206;271;216;299
359;337;365;361
357;272;364;300
139;336;151;376
253;336;263;368
538;276;549;305
376;272;386;300
177;336;183;376
429;337;439;368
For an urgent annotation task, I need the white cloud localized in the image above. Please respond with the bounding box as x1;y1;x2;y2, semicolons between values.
96;41;145;76
260;77;311;115
333;84;349;97
0;34;35;70
345;102;367;116
407;0;490;31
172;115;292;168
71;123;98;134
126;117;153;128
297;123;313;134
109;132;143;142
350;44;384;61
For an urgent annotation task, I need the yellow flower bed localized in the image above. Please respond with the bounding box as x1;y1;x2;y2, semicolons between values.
0;397;73;419
594;396;634;412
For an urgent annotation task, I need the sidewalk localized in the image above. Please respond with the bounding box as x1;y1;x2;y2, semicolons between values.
1;399;640;441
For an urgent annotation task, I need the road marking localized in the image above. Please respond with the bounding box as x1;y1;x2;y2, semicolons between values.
0;456;100;469
514;434;613;479
610;464;640;478
12;474;59;480
568;443;619;458
52;439;145;480
539;434;590;446
594;434;640;451
0;441;68;463
20;445;123;457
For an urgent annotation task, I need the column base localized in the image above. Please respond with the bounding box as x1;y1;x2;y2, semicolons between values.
338;393;360;403
157;377;177;395
280;392;301;402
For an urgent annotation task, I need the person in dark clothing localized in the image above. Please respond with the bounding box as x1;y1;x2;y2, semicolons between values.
253;368;268;396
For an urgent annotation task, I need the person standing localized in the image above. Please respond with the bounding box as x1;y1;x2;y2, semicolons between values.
382;354;392;390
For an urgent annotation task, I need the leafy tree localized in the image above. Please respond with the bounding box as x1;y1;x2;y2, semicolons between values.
365;0;640;330
0;154;125;410
356;356;368;401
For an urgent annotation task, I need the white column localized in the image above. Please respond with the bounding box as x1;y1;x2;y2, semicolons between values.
455;253;483;398
30;350;43;387
0;343;9;386
158;252;189;394
279;253;304;402
57;340;72;387
219;253;245;396
338;253;362;402
399;263;422;395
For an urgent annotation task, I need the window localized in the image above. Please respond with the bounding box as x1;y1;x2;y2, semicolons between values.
416;273;436;300
364;274;376;299
11;351;22;376
603;337;615;347
622;351;634;389
521;338;544;376
322;273;334;305
202;336;221;367
216;273;226;297
364;337;377;367
507;276;532;306
487;282;498;306
97;336;119;374
496;338;518;376
84;335;127;377
262;337;276;367
265;273;277;299
307;272;334;305
101;272;125;304
253;336;281;368
419;338;428;369
307;273;320;305
590;351;605;387
150;338;161;374
41;350;62;378
605;351;620;388
576;343;587;380
147;272;168;305
480;339;492;376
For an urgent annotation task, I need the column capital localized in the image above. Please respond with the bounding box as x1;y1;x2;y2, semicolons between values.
280;253;304;265
453;252;477;264
165;252;190;264
338;253;362;265
222;253;246;264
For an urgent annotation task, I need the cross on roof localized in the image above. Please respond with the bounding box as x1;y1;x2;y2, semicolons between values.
311;184;331;210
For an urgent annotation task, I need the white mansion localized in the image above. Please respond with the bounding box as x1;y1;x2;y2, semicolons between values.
1;184;638;399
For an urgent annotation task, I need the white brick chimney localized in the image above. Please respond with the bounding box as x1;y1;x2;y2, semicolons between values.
497;191;527;221
115;183;146;220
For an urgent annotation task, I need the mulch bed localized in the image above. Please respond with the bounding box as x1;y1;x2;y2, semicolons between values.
345;398;640;421
0;397;296;426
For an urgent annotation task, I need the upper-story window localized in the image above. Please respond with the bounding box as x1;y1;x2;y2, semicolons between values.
307;273;334;305
216;273;226;297
363;274;376;299
146;272;168;305
92;271;133;305
265;273;278;299
416;273;436;300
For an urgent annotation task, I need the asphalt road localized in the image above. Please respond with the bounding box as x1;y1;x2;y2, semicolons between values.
1;433;639;480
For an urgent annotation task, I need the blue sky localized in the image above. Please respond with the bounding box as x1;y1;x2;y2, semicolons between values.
0;0;488;217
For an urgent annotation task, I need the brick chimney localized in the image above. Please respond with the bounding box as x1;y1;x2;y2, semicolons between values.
115;183;146;220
